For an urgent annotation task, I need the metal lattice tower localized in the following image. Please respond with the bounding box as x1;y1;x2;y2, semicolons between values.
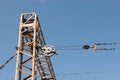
15;12;56;80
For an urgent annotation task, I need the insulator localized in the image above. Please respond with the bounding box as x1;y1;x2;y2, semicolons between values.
82;45;90;50
92;44;97;50
0;65;4;69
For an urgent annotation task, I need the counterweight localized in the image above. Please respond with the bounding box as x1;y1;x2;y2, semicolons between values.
15;12;56;80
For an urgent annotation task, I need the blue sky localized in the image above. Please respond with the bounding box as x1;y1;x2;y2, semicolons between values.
0;0;120;80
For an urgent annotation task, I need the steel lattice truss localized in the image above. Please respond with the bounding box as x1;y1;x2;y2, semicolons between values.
15;12;56;80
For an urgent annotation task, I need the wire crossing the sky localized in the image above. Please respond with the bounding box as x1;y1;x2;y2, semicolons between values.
0;53;16;69
56;42;120;51
0;42;120;70
57;70;120;76
57;70;120;80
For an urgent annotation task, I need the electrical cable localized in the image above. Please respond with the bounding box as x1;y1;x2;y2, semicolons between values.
55;42;120;51
0;53;16;69
57;70;120;77
56;47;83;50
55;45;83;50
95;42;120;45
1;42;120;69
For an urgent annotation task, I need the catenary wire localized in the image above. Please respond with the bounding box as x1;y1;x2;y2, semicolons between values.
56;70;120;80
1;42;120;69
0;53;16;69
55;42;120;50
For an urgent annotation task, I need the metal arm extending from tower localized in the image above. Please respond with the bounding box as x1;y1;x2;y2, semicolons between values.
15;12;56;80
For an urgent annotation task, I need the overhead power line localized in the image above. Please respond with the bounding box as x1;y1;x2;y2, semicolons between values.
1;42;120;70
0;53;16;69
56;42;120;51
57;70;120;76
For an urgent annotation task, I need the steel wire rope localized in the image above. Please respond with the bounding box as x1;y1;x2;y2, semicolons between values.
56;70;120;80
1;42;120;69
0;53;16;69
55;42;120;51
55;45;88;50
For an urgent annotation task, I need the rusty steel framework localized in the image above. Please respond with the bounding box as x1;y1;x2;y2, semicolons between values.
15;12;56;80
